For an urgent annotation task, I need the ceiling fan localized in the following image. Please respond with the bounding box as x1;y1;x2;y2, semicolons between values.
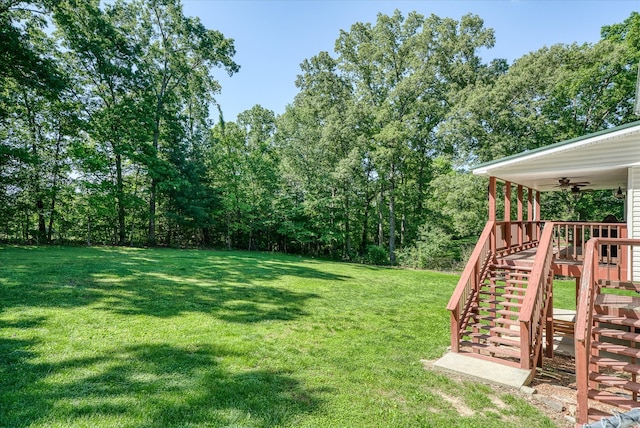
555;177;590;191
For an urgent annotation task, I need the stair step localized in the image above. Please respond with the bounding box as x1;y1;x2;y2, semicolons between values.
480;287;507;295
483;300;522;309
592;327;640;343
486;277;509;283
589;373;640;394
506;279;529;285
489;326;521;337
459;341;521;359
478;289;505;297
504;286;527;294
595;294;640;318
479;283;506;289
587;389;639;411
502;293;525;301
591;356;640;375
468;323;521;336
472;315;519;326
587;408;616;423
493;271;531;276
479;291;524;303
466;333;521;347
492;264;532;271
598;279;640;292
592;341;640;359
593;314;640;329
487;335;521;347
482;307;520;318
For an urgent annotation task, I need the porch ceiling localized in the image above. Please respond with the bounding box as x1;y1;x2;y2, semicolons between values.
473;121;640;192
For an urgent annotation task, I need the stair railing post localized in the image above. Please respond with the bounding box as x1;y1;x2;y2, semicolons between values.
545;268;554;358
575;239;596;424
450;312;460;353
520;320;531;370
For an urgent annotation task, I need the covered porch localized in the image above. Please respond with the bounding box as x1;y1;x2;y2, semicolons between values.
439;121;640;426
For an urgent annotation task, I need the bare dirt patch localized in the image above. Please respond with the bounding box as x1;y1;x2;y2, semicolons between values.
439;392;476;417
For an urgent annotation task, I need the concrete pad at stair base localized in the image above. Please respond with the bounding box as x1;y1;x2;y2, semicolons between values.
433;352;533;389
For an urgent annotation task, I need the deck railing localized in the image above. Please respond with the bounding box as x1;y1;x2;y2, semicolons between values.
575;238;640;423
495;221;543;255
552;222;627;264
519;222;555;369
447;221;495;352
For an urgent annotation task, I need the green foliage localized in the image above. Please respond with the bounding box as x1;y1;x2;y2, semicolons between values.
397;223;456;270
1;4;639;261
427;164;487;238
362;244;389;265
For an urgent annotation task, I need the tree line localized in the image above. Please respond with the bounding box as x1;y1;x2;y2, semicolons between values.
1;1;638;267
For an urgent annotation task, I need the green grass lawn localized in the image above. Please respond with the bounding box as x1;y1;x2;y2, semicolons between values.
0;246;556;427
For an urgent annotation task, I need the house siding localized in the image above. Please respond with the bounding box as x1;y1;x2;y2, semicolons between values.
630;167;640;281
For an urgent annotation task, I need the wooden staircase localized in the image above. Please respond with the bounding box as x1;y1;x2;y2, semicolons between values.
460;262;533;366
575;238;640;425
448;221;555;379
577;278;640;423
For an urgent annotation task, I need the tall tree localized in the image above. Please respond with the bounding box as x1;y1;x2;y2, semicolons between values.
277;51;365;257
447;13;640;165
134;0;239;245
335;11;495;262
54;0;143;245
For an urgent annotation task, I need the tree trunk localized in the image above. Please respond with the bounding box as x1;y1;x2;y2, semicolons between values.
360;198;370;255
47;134;63;243
46;196;56;243
115;153;126;245
148;99;163;246
86;214;91;246
388;164;396;264
344;190;351;257
36;198;46;243
378;183;385;246
148;177;157;245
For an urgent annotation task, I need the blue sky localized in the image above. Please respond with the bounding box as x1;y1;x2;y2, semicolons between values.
181;0;639;122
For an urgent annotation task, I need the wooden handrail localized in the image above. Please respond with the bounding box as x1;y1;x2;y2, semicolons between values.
574;239;596;343
519;222;555;369
575;238;602;423
520;222;554;323
446;220;495;312
447;220;495;352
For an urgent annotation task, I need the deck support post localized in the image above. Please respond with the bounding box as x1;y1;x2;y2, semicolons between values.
488;177;496;222
505;181;511;250
489;177;497;253
504;181;511;222
517;185;523;221
517;185;523;246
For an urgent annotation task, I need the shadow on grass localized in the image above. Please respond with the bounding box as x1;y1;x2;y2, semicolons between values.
0;247;348;321
1;340;324;427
